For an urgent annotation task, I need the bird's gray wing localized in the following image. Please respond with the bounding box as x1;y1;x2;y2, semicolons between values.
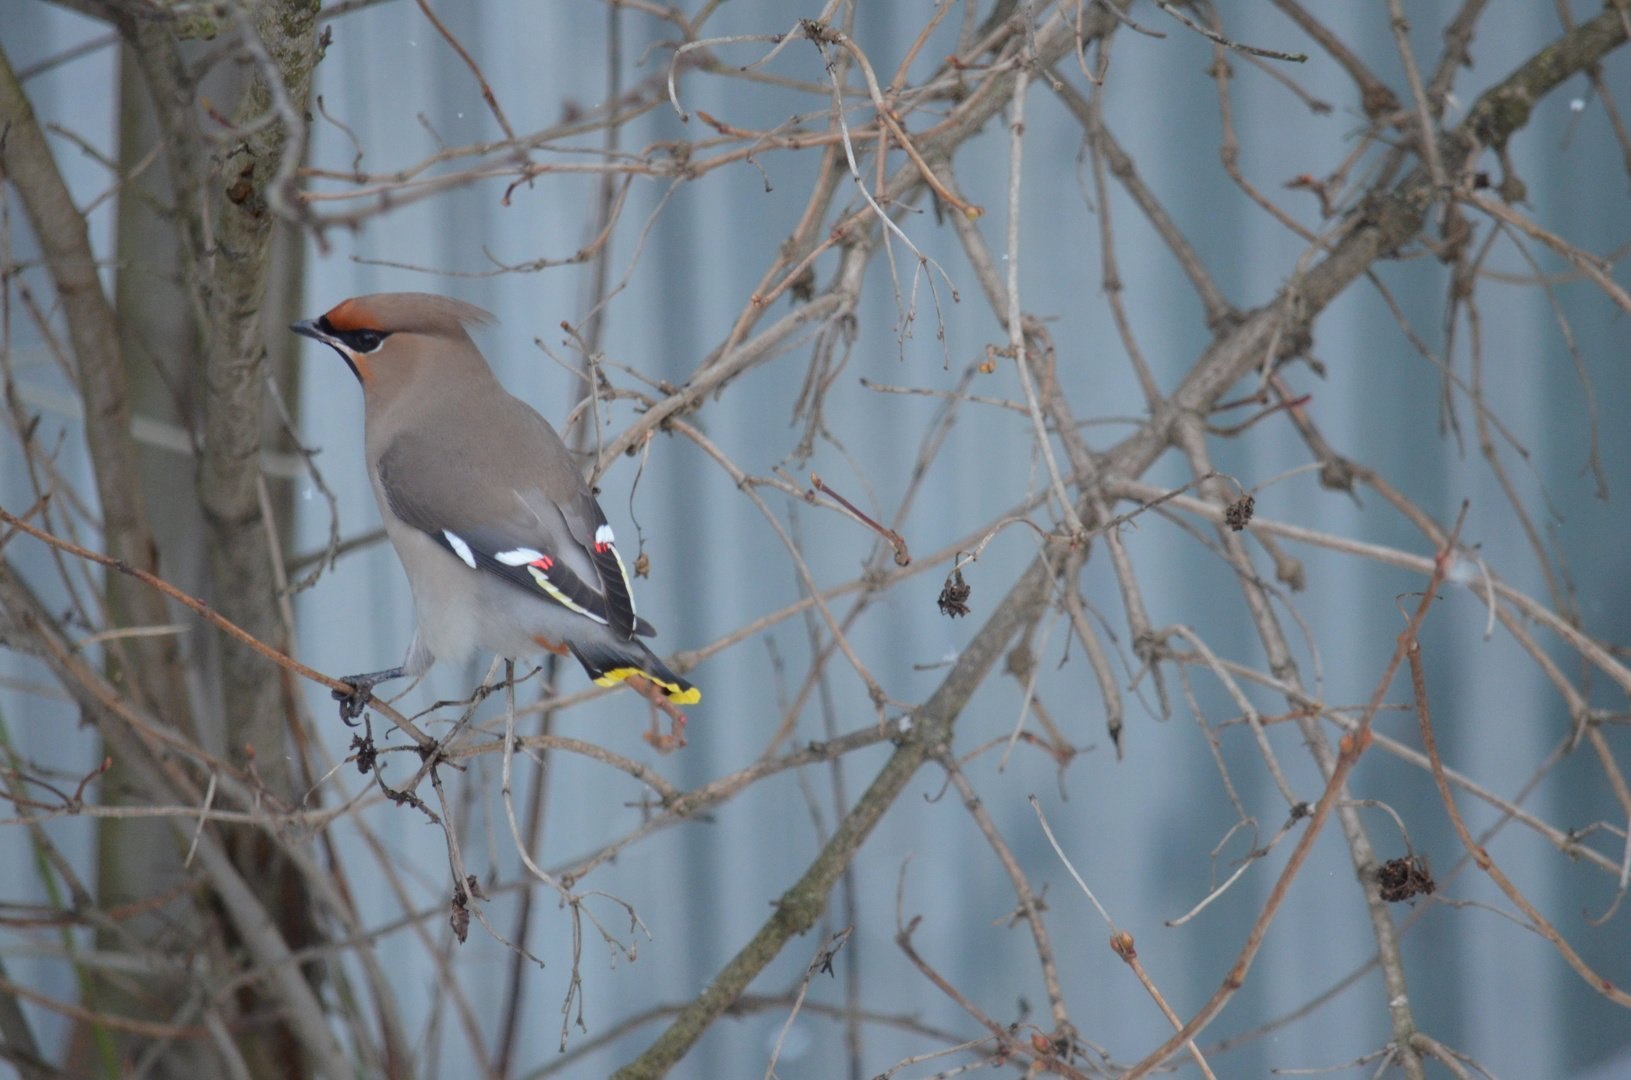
377;429;652;640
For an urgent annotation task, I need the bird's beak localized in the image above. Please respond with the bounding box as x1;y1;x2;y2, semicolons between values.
290;318;331;344
291;317;368;383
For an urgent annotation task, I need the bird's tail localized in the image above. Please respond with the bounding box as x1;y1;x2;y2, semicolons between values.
569;639;700;705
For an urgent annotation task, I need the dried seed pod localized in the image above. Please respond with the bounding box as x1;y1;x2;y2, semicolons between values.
1377;855;1436;902
939;567;972;618
1225;494;1255;531
450;891;470;944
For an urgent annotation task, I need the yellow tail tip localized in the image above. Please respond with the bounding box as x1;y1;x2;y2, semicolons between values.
595;667;700;705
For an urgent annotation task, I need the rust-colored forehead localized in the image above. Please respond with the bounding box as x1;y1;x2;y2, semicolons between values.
320;296;377;331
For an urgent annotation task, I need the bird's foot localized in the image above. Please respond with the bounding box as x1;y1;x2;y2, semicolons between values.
333;667;406;726
334;681;374;726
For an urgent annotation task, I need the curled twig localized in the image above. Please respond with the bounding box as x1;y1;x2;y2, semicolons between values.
810;473;910;565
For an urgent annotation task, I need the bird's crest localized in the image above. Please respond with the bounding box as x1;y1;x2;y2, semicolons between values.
321;293;494;337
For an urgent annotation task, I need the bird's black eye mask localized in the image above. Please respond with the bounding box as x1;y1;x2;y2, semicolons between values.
318;317;390;354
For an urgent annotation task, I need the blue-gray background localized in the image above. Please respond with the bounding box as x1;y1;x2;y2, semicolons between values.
5;2;1629;1077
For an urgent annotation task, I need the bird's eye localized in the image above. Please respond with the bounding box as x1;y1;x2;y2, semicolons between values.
348;329;386;353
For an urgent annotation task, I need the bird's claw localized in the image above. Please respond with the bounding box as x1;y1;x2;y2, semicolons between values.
334;678;377;726
330;667;406;726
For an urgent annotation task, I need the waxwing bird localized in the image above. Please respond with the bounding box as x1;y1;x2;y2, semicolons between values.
292;292;699;738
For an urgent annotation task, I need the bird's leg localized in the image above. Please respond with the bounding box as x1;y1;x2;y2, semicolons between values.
334;666;407;725
626;675;688;753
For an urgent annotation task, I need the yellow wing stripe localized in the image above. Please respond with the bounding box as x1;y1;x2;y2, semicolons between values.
593;666;702;705
526;564;604;622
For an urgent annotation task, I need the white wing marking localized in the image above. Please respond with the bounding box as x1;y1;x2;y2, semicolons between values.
443;530;477;569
